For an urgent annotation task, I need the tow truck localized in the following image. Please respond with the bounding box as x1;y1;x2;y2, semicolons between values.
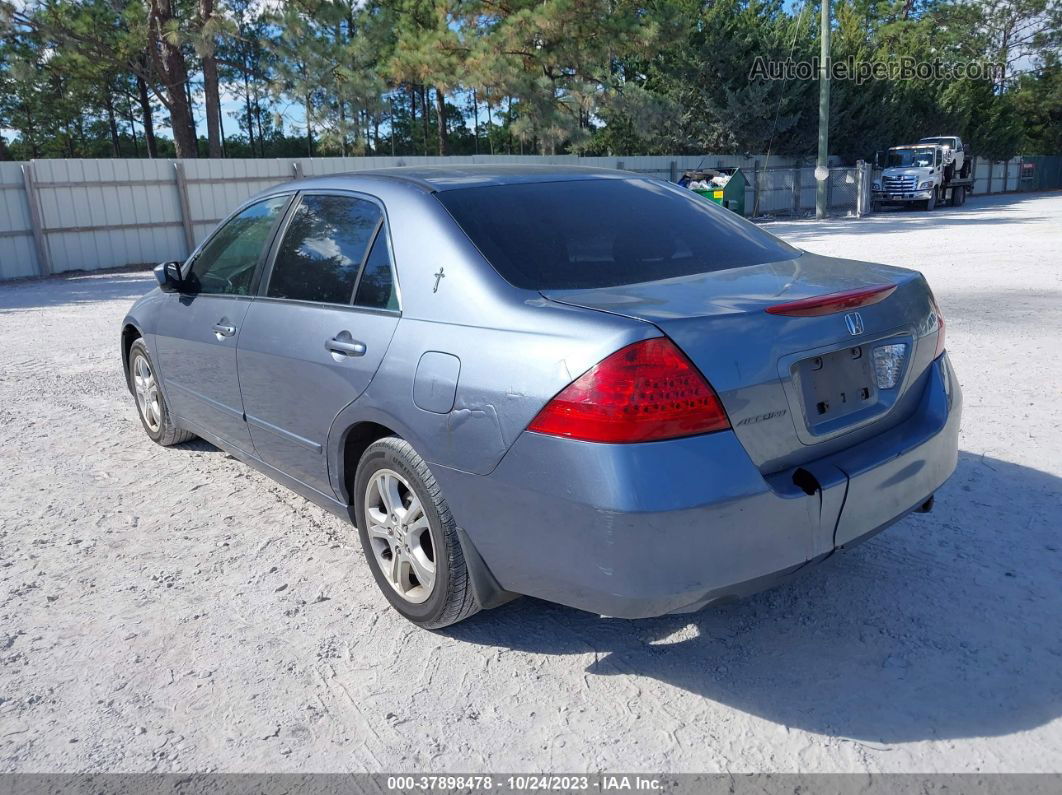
872;135;974;210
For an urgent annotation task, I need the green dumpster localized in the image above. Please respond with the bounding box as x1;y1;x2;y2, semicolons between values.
684;167;747;216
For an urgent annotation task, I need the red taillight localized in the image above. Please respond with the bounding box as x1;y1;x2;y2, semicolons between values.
930;295;946;358
765;284;897;317
527;337;730;444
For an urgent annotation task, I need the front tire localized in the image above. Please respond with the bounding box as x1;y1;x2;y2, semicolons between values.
353;437;480;628
127;338;194;446
925;192;937;211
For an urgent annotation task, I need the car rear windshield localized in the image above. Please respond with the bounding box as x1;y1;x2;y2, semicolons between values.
435;178;798;290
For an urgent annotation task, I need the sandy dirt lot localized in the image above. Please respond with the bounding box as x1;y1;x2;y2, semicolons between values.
1;191;1059;774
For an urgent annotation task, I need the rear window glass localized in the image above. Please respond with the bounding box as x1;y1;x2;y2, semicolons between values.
435;178;798;290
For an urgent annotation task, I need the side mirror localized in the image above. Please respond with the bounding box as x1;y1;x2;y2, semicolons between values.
154;261;184;293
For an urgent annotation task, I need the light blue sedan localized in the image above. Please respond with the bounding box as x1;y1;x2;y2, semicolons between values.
121;166;960;628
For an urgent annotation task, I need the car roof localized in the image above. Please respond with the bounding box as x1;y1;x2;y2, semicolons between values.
270;164;646;194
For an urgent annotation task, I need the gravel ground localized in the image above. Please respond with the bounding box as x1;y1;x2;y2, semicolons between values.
1;191;1059;774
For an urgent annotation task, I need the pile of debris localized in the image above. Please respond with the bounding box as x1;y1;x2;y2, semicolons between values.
679;169;733;191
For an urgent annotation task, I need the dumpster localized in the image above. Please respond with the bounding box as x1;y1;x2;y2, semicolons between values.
681;167;747;215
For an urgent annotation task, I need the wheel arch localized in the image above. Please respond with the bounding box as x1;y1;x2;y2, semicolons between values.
330;411;518;611
121;322;144;393
338;420;401;504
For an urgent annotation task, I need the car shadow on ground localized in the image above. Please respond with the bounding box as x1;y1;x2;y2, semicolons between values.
172;437;223;454
446;451;1062;743
0;268;154;312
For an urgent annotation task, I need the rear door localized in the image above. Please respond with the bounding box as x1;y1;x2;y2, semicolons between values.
236;192;401;496
154;195;290;452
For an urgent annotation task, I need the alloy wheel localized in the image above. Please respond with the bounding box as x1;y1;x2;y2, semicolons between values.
132;354;162;433
364;468;436;604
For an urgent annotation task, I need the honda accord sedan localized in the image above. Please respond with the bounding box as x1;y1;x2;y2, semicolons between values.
121;166;961;628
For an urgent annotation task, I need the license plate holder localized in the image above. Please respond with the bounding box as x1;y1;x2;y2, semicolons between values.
797;346;877;428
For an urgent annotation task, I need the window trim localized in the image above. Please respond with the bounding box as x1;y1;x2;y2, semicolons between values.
257;189;402;315
178;192;295;297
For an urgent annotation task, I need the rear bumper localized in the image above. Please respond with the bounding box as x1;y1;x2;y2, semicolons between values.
435;354;961;619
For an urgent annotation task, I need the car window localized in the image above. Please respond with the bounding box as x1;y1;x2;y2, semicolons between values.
435;178;798;290
186;196;288;295
268;194;382;305
353;229;398;311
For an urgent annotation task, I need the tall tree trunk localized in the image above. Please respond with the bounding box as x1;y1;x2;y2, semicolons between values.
124;94;141;157
148;0;197;158
218;106;226;157
338;99;348;156
998;26;1010;90
167;88;196;159
507;96;514;154
198;0;223;157
243;74;256;154
435;87;447;155
136;66;158;158
105;85;121;157
485;91;494;154
185;80;198;148
409;84;417;156
305;91;313;157
420;85;429;156
471;88;479;155
251;93;262;156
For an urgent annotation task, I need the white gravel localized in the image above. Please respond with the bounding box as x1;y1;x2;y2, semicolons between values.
1;191;1059;774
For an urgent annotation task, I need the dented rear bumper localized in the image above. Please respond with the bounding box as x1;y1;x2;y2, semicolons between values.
435;354;961;619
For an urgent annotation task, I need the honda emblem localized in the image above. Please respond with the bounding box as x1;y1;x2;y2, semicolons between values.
844;312;864;336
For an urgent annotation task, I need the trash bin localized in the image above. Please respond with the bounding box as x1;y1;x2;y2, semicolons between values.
682;167;747;216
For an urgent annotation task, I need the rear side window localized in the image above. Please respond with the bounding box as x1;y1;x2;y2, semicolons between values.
354;231;398;310
268;194;382;304
436;179;798;290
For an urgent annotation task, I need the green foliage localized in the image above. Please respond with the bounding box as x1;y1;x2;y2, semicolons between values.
1;0;1059;160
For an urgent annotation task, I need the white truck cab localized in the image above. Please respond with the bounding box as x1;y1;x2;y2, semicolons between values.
872;135;973;211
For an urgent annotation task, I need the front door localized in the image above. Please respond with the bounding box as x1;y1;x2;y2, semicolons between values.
154;195;289;452
237;193;401;495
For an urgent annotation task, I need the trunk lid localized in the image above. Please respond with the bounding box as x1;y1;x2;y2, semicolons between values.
542;252;941;473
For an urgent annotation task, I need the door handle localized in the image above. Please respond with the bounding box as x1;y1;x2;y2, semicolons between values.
212;323;236;338
326;336;367;357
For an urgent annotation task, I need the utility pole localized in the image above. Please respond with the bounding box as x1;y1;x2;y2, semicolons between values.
815;0;831;219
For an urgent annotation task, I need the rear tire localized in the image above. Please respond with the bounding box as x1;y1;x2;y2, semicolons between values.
353;436;480;629
950;185;965;207
128;338;195;446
